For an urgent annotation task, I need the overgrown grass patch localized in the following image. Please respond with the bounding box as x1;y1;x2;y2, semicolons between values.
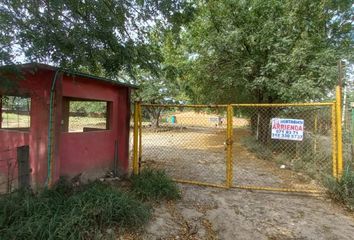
325;167;354;210
0;178;151;240
131;169;181;201
241;137;273;160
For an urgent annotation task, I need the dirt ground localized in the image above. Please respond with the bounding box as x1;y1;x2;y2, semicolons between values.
140;185;354;240
137;119;354;240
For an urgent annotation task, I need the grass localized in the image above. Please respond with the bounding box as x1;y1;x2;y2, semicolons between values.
241;137;273;160
131;169;181;201
325;166;354;210
0;169;181;239
241;136;332;179
0;178;151;240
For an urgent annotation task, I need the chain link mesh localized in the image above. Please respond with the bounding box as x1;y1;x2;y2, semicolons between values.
342;103;354;171
136;103;335;191
232;105;333;191
139;105;227;186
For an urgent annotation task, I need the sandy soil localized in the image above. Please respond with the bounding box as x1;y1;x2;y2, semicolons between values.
140;185;354;240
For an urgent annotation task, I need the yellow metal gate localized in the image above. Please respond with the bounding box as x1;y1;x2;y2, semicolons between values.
133;104;229;188
231;103;337;193
133;88;343;193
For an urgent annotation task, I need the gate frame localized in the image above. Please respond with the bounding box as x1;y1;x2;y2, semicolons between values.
133;88;343;192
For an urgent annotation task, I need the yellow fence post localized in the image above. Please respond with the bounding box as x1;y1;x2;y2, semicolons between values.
331;103;338;179
226;105;233;188
336;86;343;179
138;102;142;173
133;101;139;175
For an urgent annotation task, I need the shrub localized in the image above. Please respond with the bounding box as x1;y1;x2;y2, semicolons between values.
325;167;354;210
0;180;151;240
131;169;181;201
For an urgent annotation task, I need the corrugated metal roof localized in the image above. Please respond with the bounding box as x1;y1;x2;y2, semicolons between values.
0;62;138;89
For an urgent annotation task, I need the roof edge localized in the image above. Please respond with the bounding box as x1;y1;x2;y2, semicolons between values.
0;62;138;89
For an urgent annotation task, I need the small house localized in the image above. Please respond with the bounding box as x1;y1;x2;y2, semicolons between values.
0;63;136;190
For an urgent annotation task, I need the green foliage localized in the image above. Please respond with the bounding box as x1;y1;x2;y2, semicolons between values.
164;0;354;104
1;96;30;111
0;179;151;240
69;101;106;115
0;0;195;76
325;167;354;210
131;169;181;201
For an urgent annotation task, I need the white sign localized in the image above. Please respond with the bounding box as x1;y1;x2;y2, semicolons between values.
271;118;304;141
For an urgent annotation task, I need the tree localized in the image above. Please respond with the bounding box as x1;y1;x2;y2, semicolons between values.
0;0;195;77
134;66;185;127
166;0;353;104
164;0;353;142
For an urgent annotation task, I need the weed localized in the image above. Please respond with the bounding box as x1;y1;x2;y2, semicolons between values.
131;169;181;201
0;179;151;240
241;137;273;160
325;166;354;210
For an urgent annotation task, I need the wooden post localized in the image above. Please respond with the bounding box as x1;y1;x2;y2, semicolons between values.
113;140;118;177
17;145;30;189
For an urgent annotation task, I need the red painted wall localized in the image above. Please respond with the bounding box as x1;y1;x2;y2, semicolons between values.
58;75;131;180
0;69;53;189
1;68;131;189
0;131;29;189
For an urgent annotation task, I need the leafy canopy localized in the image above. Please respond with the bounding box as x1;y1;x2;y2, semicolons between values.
164;0;354;104
0;0;194;77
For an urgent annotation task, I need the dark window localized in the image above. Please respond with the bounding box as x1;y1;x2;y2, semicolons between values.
62;97;111;133
0;96;31;131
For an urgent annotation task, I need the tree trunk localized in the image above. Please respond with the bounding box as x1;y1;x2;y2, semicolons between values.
253;108;279;145
148;107;161;128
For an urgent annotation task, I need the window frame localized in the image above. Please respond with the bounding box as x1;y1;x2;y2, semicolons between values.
61;97;112;133
0;95;31;132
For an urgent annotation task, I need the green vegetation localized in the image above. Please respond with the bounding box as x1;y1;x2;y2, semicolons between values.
241;135;332;181
69;101;106;116
131;169;181;201
241;137;273;160
0;179;151;240
326;167;354;210
0;169;181;239
1;1;352;129
165;0;353;104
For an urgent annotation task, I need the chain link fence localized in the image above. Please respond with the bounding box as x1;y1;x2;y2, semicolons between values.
0;147;18;193
138;104;228;187
232;104;334;191
134;102;338;192
342;102;354;171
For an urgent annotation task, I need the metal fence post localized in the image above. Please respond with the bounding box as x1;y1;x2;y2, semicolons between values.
138;102;142;173
336;86;343;179
331;103;338;179
133;101;139;175
226;105;233;188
